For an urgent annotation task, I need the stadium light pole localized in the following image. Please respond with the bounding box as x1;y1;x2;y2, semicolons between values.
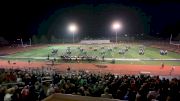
68;23;78;44
112;21;122;44
29;38;31;46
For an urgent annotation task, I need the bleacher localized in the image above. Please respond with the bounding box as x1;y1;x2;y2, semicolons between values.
150;41;180;53
80;40;110;44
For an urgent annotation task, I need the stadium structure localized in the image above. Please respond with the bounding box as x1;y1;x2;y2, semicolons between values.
0;1;180;101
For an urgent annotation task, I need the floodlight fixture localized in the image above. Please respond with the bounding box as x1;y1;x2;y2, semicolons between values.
68;23;78;43
112;21;122;44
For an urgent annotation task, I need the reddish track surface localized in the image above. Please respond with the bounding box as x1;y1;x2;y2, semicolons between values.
0;60;180;76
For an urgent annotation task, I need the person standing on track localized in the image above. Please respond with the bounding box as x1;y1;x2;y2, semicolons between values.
170;66;175;75
28;60;31;64
52;60;54;66
8;60;10;64
161;62;164;69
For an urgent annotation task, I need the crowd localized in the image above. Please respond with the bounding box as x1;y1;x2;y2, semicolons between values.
0;66;179;101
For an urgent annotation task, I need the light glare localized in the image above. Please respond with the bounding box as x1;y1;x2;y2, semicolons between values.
112;22;122;31
68;24;77;33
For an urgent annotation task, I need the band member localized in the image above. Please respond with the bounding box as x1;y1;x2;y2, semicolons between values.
47;54;50;60
54;58;56;61
164;50;168;55
102;55;105;62
139;49;144;55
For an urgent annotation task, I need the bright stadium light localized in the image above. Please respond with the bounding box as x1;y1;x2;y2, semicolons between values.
68;23;78;44
112;21;122;44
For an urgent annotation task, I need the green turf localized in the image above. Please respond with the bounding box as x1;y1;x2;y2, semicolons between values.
2;44;180;65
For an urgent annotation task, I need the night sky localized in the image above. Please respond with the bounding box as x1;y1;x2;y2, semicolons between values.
0;0;180;41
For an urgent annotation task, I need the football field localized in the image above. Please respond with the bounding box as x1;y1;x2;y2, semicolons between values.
1;44;180;65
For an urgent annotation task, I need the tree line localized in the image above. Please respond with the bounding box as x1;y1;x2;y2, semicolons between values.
32;35;62;44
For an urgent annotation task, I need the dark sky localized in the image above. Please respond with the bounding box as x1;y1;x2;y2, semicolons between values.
0;0;180;41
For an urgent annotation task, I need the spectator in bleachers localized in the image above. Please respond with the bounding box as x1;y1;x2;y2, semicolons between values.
101;87;113;99
0;67;179;101
4;88;13;101
0;86;6;101
46;84;55;96
21;85;29;101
